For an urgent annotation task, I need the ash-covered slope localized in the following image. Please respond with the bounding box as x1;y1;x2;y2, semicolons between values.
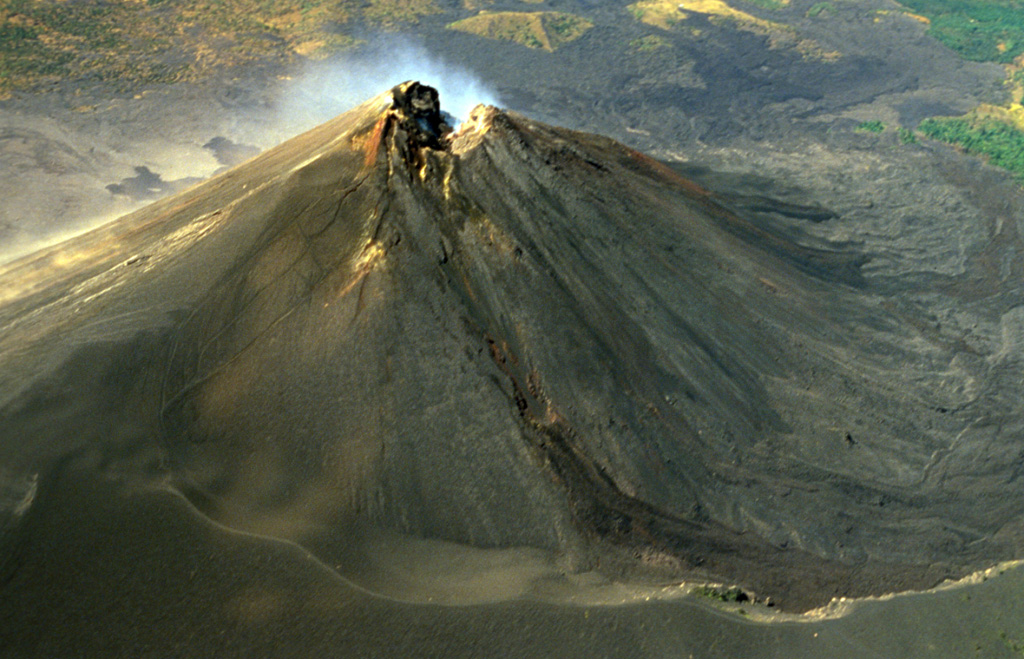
0;83;1020;615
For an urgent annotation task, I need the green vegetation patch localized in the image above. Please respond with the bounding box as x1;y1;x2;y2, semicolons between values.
630;34;672;51
806;2;834;18
741;0;787;10
895;0;1024;63
855;120;885;133
628;0;686;31
920;116;1024;179
1000;631;1024;654
447;11;592;51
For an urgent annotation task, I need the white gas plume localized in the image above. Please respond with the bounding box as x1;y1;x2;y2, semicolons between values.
0;38;498;265
276;38;500;135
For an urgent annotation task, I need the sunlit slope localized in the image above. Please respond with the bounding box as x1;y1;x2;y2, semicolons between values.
1;85;1022;613
447;11;592;51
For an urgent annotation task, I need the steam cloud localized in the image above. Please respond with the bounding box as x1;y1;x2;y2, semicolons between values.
277;38;500;136
0;39;498;266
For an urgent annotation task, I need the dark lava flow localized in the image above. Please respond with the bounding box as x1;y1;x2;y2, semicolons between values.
1;83;1022;613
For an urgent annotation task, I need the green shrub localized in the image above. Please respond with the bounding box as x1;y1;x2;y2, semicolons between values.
807;2;834;17
630;34;671;51
919;116;1024;178
898;127;917;144
742;0;786;10
895;0;1024;63
856;120;885;133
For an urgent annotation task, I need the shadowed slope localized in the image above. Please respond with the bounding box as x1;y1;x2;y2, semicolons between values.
0;84;1021;616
